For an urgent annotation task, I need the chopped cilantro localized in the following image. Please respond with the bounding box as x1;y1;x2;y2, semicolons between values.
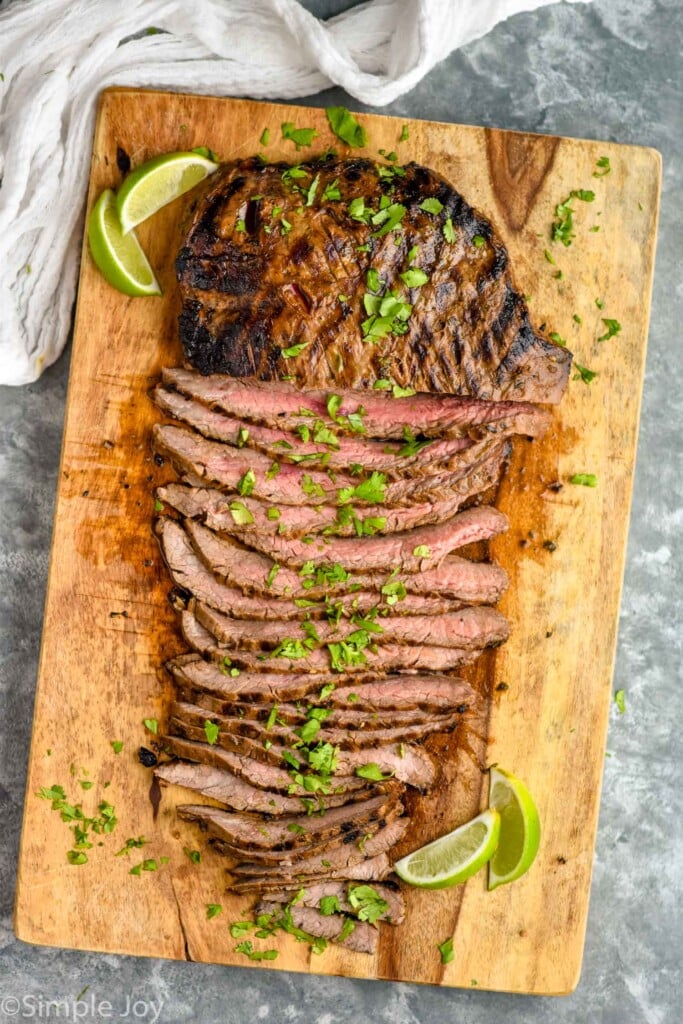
570;473;597;487
438;937;455;964
552;189;595;247
347;885;389;924
305;173;320;207
267;507;281;521
549;331;566;347
443;217;456;243
153;498;164;512
420;197;443;215
338;917;356;942
110;741;124;754
281;122;318;149
318;682;335;701
573;363;598;385
322;178;341;202
413;544;431;558
593;155;611;178
259;128;270;146
400;268;429;287
207;904;223;919
338;472;387;505
399;124;409;142
184;848;201;864
143;718;158;735
237;468;256;497
371;202;406;237
265;563;280;589
355;763;394;781
373;379;392;390
392;384;416;398
573;313;582;324
614;689;626;714
281;340;311;358
472;234;486;247
204;720;220;745
229;501;254;526
235;218;246;233
544;249;555;264
319;895;341;915
596;297;605;309
235;940;278;961
326;106;367;148
67;850;88;865
366;268;381;292
598;318;622;342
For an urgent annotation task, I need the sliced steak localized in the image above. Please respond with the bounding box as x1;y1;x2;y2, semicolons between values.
171;698;465;750
185;518;508;602
158;516;469;620
157;481;472;539
154;761;384;815
260;881;405;925
161;734;370;797
170;716;437;790
195;600;510;652
230;853;393;892
254;902;378;954
181;606;480;674
211;505;508;572
166;657;475;712
177;790;402;854
154;384;477;477
230;817;409;878
175;157;570;402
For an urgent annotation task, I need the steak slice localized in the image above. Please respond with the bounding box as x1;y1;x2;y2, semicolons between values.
161;734;370;797
166;657;475;712
230;817;409;878
171;698;465;750
185;518;508;603
254;902;378;954
157;481;472;539
210;505;508;572
260;881;405;925
154;422;506;508
154;761;384;815
154;384;478;477
181;606;480;674
170;717;437;789
177;790;402;855
158;517;468;620
175;157;570;402
230;853;393;892
194;600;510;652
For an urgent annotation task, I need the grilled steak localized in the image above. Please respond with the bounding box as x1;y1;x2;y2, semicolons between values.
230;853;393;892
185;518;508;603
171;698;465;751
158;518;473;620
194;600;510;652
163;367;553;438
181;606;480;674
157;481;473;539
161;734;372;797
230;817;409;878
260;881;405;925
177;791;402;855
208;504;509;572
255;902;378;954
166;657;475;711
154;384;481;477
154;761;385;815
175;158;571;401
154;422;507;508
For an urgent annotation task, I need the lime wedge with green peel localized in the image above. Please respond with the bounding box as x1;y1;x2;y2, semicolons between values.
394;808;500;889
87;189;161;297
487;767;541;890
116;151;219;234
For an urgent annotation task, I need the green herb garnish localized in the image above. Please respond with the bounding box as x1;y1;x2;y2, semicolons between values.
281;122;318;149
326;106;367;148
570;473;597;487
438;937;455;964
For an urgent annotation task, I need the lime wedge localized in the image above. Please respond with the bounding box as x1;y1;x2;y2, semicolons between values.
87;189;161;297
116;151;219;233
487;767;541;890
394;808;500;889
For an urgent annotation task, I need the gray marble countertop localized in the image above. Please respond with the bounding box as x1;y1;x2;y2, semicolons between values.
1;1;681;1022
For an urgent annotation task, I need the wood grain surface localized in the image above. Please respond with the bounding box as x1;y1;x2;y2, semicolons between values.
13;89;660;995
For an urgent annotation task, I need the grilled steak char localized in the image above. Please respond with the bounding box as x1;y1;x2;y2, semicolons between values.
176;157;571;402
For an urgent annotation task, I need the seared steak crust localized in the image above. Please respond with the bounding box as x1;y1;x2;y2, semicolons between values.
176;157;571;402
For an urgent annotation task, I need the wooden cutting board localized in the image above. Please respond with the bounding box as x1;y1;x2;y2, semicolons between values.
14;88;660;995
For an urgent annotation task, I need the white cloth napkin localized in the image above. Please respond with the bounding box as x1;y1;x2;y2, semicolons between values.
0;0;589;386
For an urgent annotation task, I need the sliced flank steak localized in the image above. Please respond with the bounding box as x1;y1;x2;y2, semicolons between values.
229;853;393;893
154;761;388;816
212;505;508;572
260;881;405;925
185;518;508;603
254;902;378;954
181;606;480;674
194;599;510;652
158;517;475;620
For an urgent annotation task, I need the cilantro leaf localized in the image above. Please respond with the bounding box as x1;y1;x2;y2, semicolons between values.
355;763;394;781
419;197;443;214
400;268;429;287
598;318;622;342
443;217;456;243
281;341;311;358
438;937;455;964
229;500;254;525
593;156;611;178
204;720;220;745
614;689;626;714
281;122;318;149
573;363;598;385
569;473;597;487
326;106;367;148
